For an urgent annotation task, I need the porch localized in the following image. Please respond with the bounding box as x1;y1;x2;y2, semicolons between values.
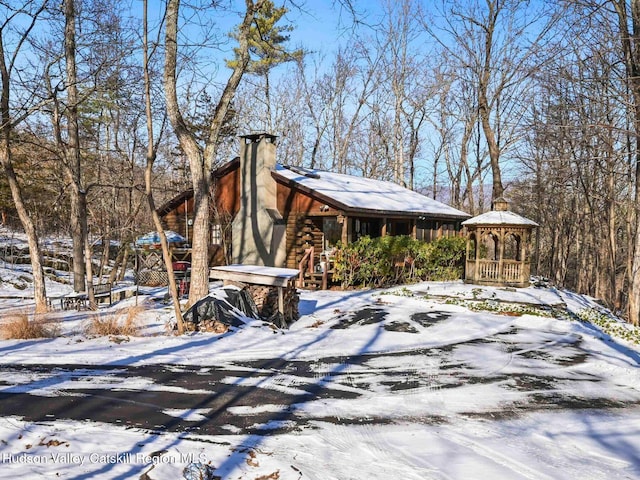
290;213;463;289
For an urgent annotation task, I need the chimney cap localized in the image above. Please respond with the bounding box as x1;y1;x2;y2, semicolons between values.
240;132;278;143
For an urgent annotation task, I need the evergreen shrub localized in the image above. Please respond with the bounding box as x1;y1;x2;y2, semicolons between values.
333;235;466;289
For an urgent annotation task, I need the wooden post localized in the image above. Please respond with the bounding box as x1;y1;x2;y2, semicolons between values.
497;228;504;284
340;214;350;244
322;266;328;290
277;286;284;318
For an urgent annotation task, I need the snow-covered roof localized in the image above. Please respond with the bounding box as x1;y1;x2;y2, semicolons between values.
135;230;186;246
462;210;539;226
274;164;470;219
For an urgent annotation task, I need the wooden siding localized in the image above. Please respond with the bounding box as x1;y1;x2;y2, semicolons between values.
277;181;341;217
212;165;240;219
416;219;463;242
277;181;339;269
160;165;238;250
161;197;194;244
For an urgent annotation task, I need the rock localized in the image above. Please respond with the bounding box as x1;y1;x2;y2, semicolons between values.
183;462;220;480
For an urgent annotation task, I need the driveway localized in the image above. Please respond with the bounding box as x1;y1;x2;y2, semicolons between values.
1;308;638;437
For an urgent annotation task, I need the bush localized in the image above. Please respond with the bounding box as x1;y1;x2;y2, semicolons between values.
84;306;142;337
0;313;60;339
416;236;467;281
333;235;466;289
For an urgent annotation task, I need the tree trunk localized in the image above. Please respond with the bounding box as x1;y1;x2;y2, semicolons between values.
629;140;640;326
84;228;96;308
98;233;110;280
108;244;126;284
118;246;129;282
68;184;86;291
606;173;617;309
164;0;259;303
64;0;88;294
478;88;504;200
612;0;640;325
144;0;184;331
0;151;48;312
0;14;48;313
264;72;272;131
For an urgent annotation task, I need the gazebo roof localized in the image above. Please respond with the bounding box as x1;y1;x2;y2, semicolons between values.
462;210;539;227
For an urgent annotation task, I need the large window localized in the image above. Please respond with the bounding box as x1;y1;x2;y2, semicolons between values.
393;221;410;236
417;219;436;242
416;219;458;242
354;218;381;240
323;217;342;250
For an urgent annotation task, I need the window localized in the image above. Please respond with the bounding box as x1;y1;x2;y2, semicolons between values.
354;218;381;240
211;224;222;245
394;221;410;236
417;218;436;242
323;218;342;250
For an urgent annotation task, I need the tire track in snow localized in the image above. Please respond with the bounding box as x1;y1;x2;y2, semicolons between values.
304;355;450;480
439;429;556;480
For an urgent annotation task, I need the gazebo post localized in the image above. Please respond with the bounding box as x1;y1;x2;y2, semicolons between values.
498;228;504;283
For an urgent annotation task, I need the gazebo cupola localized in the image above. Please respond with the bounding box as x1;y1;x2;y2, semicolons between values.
462;197;538;288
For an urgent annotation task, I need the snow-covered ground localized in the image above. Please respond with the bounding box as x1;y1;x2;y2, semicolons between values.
0;256;639;478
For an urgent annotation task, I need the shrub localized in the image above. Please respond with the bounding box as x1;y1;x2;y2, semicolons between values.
0;313;60;339
417;236;467;281
577;308;640;344
84;306;142;337
333;235;466;289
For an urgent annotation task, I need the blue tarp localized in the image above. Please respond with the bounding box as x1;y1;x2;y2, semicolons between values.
135;230;186;247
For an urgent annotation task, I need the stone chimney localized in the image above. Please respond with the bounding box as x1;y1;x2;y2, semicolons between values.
231;133;285;266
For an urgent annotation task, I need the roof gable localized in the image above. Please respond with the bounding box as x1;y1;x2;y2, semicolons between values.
156;189;193;217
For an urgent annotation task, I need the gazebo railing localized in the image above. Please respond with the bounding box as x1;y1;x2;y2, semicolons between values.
467;259;530;285
502;261;522;282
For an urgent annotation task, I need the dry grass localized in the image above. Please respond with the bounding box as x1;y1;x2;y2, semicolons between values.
84;305;143;337
0;312;60;340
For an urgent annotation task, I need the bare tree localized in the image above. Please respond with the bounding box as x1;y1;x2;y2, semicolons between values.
600;0;640;325
377;0;426;188
39;0;134;302
426;0;560;201
61;0;97;302
164;0;262;302
515;10;629;316
142;0;184;332
0;0;49;312
227;0;304;131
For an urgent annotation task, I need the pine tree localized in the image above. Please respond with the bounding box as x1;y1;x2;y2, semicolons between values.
227;1;304;130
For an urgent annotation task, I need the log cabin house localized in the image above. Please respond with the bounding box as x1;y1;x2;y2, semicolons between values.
158;133;470;287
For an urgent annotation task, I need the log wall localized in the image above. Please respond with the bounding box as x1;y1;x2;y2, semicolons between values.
285;215;324;269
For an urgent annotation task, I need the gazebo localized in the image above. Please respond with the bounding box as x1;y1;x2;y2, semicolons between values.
462;198;538;288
